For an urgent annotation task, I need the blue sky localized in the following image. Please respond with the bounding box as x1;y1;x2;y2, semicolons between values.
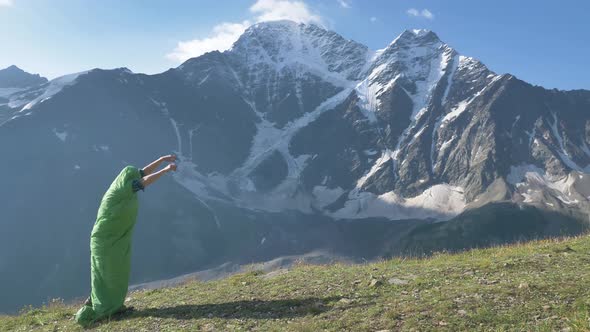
0;0;588;90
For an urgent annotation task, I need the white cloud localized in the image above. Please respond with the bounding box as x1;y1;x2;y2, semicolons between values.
166;21;251;62
421;9;434;20
369;16;377;23
167;0;323;63
407;8;435;20
337;0;351;9
407;8;419;16
250;0;322;24
0;0;13;7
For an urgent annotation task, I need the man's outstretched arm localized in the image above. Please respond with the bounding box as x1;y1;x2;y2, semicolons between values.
142;154;176;176
141;163;176;188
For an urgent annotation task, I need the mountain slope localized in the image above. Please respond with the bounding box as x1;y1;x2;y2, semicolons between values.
3;234;590;331
1;20;589;313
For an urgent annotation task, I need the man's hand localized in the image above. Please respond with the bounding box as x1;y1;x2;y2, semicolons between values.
164;163;177;172
160;154;176;162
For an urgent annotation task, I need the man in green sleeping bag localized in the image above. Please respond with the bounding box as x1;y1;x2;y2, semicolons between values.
75;155;177;326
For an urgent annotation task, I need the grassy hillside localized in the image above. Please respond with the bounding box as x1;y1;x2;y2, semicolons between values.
3;235;590;331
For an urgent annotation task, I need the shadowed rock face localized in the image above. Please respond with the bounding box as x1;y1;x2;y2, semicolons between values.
249;151;289;191
290;94;378;192
1;21;589;313
0;65;47;88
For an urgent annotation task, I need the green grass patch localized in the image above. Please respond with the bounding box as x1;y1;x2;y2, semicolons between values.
3;236;590;331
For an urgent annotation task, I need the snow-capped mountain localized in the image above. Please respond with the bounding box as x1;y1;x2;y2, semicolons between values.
157;21;590;222
1;21;589;312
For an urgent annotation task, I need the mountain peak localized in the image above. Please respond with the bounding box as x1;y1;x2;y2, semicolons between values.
250;19;301;30
239;20;303;41
408;29;434;37
229;20;368;80
245;19;328;32
2;65;24;73
236;20;327;45
0;65;48;88
390;29;441;47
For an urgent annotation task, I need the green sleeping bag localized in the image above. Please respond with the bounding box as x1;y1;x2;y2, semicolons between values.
75;166;142;326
